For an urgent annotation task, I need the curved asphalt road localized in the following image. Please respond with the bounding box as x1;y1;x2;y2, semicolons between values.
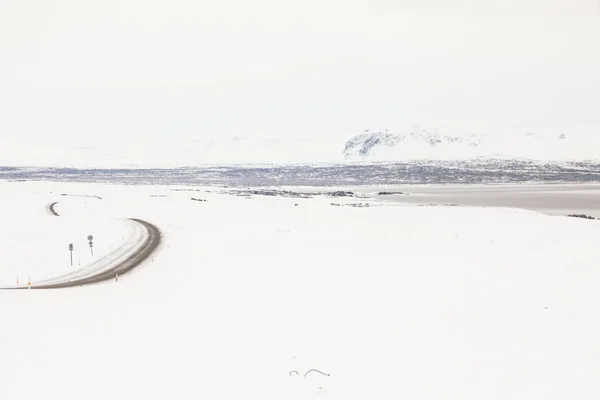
1;217;161;290
46;202;59;216
34;219;161;289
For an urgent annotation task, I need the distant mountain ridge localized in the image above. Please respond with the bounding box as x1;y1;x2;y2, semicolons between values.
344;129;481;158
343;127;597;161
0;126;598;168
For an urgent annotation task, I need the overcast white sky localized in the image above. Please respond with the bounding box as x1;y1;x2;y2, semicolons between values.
0;0;599;146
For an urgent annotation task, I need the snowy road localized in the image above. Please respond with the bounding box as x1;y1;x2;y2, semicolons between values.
46;201;59;216
0;218;161;289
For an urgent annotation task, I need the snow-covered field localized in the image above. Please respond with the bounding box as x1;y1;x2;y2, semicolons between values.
0;184;129;284
1;181;600;399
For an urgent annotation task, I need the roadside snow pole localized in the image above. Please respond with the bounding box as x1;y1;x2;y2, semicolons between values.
115;273;119;283
69;243;74;266
87;235;94;256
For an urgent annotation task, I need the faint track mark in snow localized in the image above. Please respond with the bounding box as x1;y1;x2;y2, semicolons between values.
304;369;330;378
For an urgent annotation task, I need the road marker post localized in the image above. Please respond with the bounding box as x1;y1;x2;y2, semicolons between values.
69;243;74;266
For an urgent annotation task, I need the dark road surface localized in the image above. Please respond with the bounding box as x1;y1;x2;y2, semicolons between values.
46;202;59;216
1;218;161;290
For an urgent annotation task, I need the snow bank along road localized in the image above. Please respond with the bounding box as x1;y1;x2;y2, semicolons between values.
0;218;161;290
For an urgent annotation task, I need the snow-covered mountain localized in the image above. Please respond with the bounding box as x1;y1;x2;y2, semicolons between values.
344;129;480;158
344;126;600;162
1;125;598;168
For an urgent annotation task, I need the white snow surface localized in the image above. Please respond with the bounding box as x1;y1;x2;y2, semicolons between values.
0;186;129;284
1;181;600;399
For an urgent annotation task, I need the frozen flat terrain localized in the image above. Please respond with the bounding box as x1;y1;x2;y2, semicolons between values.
0;189;130;284
1;180;600;399
368;183;600;218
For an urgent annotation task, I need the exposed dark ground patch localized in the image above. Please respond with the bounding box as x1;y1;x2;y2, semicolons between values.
568;214;596;220
224;189;366;199
2;160;600;186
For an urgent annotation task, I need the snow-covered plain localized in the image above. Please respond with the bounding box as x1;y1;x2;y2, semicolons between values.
0;184;129;284
1;181;600;399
